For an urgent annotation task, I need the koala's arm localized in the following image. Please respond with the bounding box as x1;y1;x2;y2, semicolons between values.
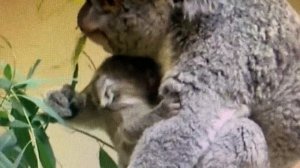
45;84;103;128
120;99;180;143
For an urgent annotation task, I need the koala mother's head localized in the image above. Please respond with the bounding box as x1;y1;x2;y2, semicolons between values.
77;0;217;56
77;0;174;57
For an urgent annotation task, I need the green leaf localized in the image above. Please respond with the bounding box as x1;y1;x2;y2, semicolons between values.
13;79;44;90
18;95;64;124
11;109;38;168
99;148;118;168
12;128;37;168
11;97;27;117
32;113;57;126
72;35;86;66
3;64;12;81
0;152;13;168
0;130;17;151
0;78;11;91
12;141;31;168
9;120;30;128
18;95;39;117
34;128;56;168
71;64;79;90
3;146;29;168
0;111;9;126
27;59;41;79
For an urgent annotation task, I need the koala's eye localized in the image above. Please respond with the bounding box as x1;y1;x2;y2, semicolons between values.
90;0;103;11
97;0;124;13
106;0;115;6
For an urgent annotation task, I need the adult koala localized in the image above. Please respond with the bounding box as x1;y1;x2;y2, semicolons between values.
77;0;300;167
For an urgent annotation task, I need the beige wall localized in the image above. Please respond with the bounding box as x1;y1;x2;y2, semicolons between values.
0;0;113;167
290;0;300;10
0;0;300;168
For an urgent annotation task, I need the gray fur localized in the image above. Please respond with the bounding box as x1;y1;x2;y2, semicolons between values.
46;56;180;168
77;0;300;167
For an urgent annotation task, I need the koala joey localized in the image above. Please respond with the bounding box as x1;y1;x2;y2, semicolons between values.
46;55;180;168
77;0;300;168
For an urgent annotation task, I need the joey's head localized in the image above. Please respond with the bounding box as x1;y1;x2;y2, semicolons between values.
77;0;218;57
93;55;161;111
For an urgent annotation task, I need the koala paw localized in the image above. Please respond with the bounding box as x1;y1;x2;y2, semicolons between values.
46;84;82;118
156;97;181;118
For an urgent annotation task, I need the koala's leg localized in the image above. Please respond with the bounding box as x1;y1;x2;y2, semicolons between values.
128;75;267;168
128;115;203;168
195;118;269;168
251;96;300;168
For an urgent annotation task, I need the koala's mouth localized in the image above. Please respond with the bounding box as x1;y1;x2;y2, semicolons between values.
86;30;113;53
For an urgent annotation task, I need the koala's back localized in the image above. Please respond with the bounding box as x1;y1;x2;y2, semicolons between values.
168;0;300;167
127;0;300;167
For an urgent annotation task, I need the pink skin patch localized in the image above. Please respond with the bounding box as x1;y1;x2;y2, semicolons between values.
208;109;235;141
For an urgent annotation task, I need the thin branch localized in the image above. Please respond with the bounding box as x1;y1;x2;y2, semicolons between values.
68;126;116;151
83;51;97;71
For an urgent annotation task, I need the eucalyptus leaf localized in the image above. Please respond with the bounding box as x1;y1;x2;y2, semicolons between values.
12;128;37;168
0;152;13;168
32;113;57;126
34;128;56;168
3;146;29;168
11;97;26;117
12;141;31;168
18;95;64;124
0;130;17;151
4;64;12;81
9;120;30;128
99;148;118;168
0;78;11;91
0;111;9;126
27;59;41;79
72;35;86;66
13;79;44;89
11;94;44;118
71;64;79;90
18;96;39;117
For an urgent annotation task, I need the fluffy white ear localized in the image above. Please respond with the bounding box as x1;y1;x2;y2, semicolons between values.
172;0;219;20
96;75;115;108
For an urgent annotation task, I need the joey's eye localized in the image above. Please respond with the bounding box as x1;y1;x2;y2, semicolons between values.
112;92;121;102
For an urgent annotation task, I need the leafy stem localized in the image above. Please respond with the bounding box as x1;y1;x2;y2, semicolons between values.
68;126;116;151
10;90;43;168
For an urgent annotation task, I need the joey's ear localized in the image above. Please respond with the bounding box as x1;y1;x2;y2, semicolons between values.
96;76;116;108
172;0;219;20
